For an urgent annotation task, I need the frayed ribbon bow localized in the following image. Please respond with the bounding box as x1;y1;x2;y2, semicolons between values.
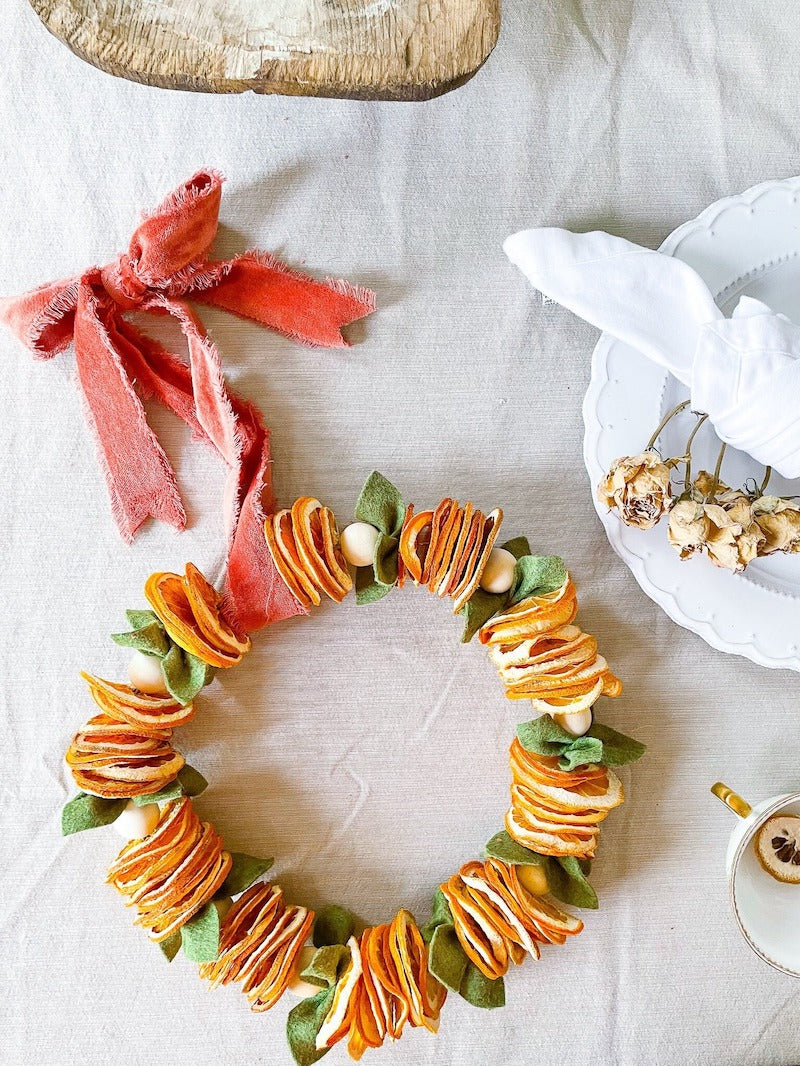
0;170;375;632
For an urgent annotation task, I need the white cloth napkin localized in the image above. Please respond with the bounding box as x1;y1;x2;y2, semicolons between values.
503;228;800;479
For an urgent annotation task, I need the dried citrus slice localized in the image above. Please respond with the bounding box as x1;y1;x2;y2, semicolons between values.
182;562;251;660
145;571;240;667
755;814;800;884
478;577;577;645
452;508;503;614
82;672;194;733
398;509;433;584
317;938;363;1050
66;713;185;798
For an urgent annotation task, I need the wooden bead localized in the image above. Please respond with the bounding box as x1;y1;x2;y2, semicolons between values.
340;522;380;568
128;650;168;696
479;547;516;594
113;800;160;841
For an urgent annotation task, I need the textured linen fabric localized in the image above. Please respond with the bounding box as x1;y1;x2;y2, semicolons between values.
2;2;800;1064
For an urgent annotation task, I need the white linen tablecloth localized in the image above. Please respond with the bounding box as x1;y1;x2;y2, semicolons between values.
2;2;800;1064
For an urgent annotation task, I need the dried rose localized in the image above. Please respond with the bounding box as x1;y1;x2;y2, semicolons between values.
667;499;709;559
598;451;673;530
752;496;800;555
668;473;764;573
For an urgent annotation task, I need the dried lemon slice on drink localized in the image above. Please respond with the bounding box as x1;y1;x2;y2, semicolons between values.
755;814;800;883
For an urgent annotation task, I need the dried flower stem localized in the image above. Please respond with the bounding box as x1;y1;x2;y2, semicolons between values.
646;399;692;451
712;441;727;497
760;466;772;496
682;414;709;491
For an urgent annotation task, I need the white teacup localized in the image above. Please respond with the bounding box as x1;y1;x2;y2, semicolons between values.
712;782;800;976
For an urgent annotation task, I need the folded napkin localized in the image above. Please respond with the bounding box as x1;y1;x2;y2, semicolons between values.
503;227;800;480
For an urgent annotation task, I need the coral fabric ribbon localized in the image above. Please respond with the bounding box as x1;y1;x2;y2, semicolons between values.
0;171;375;633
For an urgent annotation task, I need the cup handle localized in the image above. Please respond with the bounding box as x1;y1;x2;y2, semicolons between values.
711;782;752;819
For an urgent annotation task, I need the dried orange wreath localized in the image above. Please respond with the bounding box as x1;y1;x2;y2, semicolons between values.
62;472;644;1065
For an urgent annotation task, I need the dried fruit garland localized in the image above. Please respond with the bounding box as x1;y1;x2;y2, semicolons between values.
62;472;645;1065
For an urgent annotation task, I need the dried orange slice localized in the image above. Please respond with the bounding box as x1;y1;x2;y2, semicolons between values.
145;570;241;668
182;562;251;659
107;798;231;941
264;499;352;610
82;672;194;733
451;508;503;614
398;509;434;584
478;578;578;645
66;713;185;798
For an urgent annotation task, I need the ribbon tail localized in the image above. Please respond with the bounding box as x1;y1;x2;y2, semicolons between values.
223;400;307;633
194;251;376;348
134;298;305;631
72;287;186;541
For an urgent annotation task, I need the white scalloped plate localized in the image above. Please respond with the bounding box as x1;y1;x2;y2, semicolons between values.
583;176;800;672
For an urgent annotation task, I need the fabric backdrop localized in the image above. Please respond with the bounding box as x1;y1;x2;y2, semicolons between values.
2;2;800;1064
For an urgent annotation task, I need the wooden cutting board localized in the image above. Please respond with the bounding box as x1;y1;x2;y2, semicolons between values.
29;0;500;100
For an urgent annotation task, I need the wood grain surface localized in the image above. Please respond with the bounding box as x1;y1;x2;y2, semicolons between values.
28;0;500;99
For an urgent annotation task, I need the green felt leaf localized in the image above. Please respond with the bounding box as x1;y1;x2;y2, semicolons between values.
558;736;605;771
300;944;351;989
547;856;598;910
132;763;208;807
287;986;335;1066
428;925;505;1009
161;644;214;705
180;902;220;962
516;715;645;771
218;853;274;897
354;471;406;536
484;830;548;867
459;962;506;1009
501;536;532;560
421;887;454;943
177;764;209;797
159;931;182;962
373;532;399;586
61;793;128;835
587;723;647;766
510;554;567;605
112;620;170;659
516;714;576;756
125;609;159;629
132;778;184;806
427;924;469;993
459;588;506;643
355;566;392;606
313;904;356;948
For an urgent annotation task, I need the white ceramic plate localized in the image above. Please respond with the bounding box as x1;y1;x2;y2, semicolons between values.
583;176;800;672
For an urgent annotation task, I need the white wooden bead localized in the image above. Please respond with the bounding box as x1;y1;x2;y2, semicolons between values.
479;547;517;594
340;521;380;568
553;708;593;737
113;800;160;841
286;944;320;998
128;650;168;696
